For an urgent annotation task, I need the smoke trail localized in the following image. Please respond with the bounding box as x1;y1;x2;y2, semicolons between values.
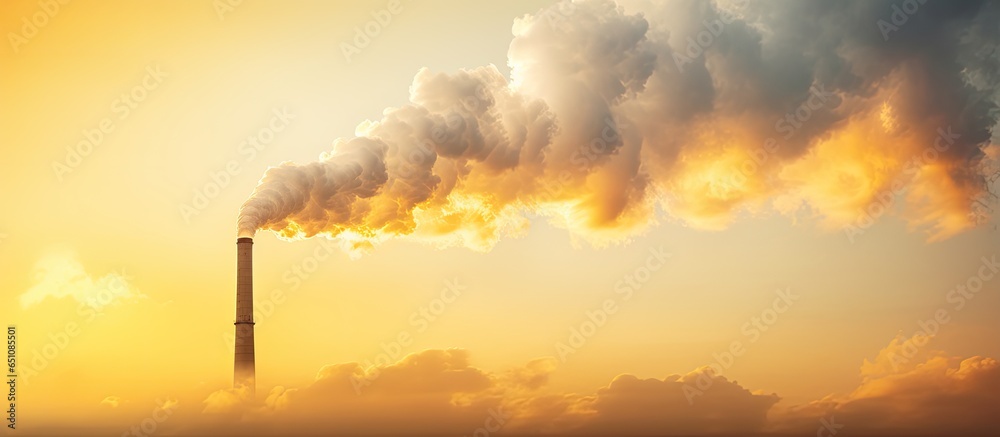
238;0;1000;250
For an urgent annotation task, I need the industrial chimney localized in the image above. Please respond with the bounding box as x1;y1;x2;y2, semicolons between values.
234;237;255;395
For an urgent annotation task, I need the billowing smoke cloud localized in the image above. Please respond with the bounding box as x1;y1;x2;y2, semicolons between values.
238;0;1000;248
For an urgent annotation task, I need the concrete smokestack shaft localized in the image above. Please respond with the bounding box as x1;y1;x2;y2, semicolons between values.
234;237;255;395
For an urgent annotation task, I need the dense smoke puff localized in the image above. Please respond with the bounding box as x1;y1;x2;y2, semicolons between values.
239;0;1000;249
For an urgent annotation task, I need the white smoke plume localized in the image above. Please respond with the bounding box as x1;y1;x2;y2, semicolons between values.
238;0;1000;249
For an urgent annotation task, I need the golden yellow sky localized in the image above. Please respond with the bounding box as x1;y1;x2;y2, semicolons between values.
3;0;1000;436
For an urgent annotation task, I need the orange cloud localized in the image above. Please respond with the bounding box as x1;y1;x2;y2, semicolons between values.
773;334;1000;436
565;369;780;435
19;340;1000;436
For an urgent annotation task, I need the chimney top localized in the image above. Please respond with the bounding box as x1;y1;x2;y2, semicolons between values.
237;237;253;244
